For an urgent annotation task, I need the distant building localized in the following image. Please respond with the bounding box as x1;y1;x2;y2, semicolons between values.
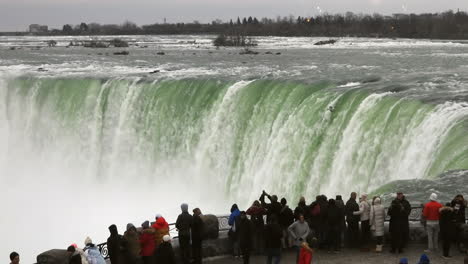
29;24;48;33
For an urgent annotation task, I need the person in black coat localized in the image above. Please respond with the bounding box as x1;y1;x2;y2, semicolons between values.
155;235;176;264
388;199;406;253
294;197;309;221
279;198;295;249
67;246;82;264
264;215;283;264
191;208;204;264
440;203;456;258
451;194;466;252
395;192;411;250
345;192;360;248
335;195;346;250
176;203;193;264
327;199;342;252
238;211;253;264
260;190;283;223
107;224;126;264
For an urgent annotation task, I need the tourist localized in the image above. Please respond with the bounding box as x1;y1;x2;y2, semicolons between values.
176;203;193;264
369;197;385;252
451;194;466;252
107;224;126;264
9;252;19;264
191;208;204;264
139;221;155;264
308;196;321;237
294;196;308;220
246;200;266;253
260;190;283;222
345;192;360;248
228;203;241;258
83;237;106;264
439;202;456;259
154;235;176;264
278;198;295;249
264;215;283;264
335;195;346;250
238;211;253;264
67;245;82;264
422;193;442;252
152;215;170;249
326;199;342;253
71;243;88;264
298;242;314;264
417;253;430;264
353;194;371;251
395;192;411;250
388;199;405;253
288;214;310;262
317;195;329;249
123;224;141;264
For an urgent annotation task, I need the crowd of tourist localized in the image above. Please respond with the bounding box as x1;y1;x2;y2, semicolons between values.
226;190;467;264
7;191;468;264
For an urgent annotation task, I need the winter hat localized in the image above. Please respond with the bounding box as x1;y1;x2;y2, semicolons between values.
84;237;92;246
418;253;430;264
163;235;171;242
399;258;408;264
126;223;135;231
155;213;162;220
181;203;189;212
429;193;437;201
71;243;78;249
141;220;150;229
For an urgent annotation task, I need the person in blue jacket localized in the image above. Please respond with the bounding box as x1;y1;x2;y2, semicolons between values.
229;204;241;257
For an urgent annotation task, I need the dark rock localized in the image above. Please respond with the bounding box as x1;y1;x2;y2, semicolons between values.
149;70;160;74
239;49;259;55
9;47;16;50
37;68;47;72
275;52;281;55
37;249;69;264
265;51;273;54
314;39;337;46
157;52;165;55
201;214;219;239
113;51;129;55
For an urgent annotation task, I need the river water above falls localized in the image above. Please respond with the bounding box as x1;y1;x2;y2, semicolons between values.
0;35;467;263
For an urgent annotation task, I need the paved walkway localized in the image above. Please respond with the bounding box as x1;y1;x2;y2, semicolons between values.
205;244;467;264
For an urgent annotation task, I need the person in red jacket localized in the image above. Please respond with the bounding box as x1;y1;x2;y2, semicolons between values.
139;221;155;264
298;241;314;264
423;193;442;252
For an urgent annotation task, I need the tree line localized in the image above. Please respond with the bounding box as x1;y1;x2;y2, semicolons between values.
27;10;468;39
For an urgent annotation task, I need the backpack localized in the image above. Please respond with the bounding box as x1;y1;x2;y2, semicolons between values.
311;204;321;217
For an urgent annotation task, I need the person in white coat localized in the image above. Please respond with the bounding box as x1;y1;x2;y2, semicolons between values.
353;194;371;250
370;197;386;252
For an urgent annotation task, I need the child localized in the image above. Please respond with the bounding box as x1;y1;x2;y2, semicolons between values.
298;242;314;264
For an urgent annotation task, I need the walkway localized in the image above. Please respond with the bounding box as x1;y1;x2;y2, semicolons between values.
205;244;467;264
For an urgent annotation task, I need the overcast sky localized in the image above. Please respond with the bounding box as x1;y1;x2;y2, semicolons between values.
1;0;467;31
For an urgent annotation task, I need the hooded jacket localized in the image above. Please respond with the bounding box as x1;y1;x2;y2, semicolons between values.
107;225;126;264
152;217;170;248
175;210;193;238
139;228;156;256
84;245;106;264
370;199;386;236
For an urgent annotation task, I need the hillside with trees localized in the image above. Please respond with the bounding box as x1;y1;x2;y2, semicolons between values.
4;10;468;39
